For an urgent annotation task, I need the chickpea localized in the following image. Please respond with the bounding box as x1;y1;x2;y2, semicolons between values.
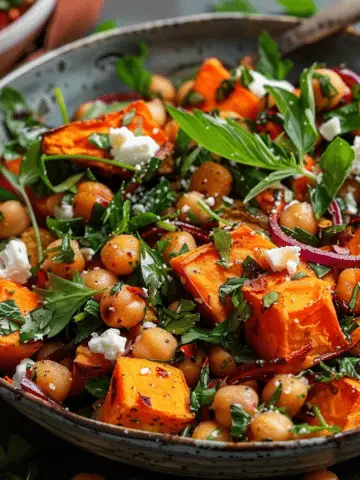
303;470;339;480
161;231;197;263
132;327;177;361
178;349;206;387
0;200;30;238
336;268;360;313
42;239;85;279
73;181;113;222
149;74;176;102
212;385;259;428
21;227;55;266
100;284;147;328
35;341;64;361
71;475;105;480
248;411;294;442
192;421;232;441
45;193;64;217
176;191;212;226
146;98;167;127
33;360;72;402
176;80;195;106
313;68;347;111
208;346;236;378
239;380;260;395
164;119;179;143
279;202;318;236
101;234;140;276
81;268;118;301
190;161;233;201
262;374;309;417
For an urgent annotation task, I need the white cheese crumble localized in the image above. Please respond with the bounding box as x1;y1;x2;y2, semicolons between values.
352;136;360;175
248;70;295;98
263;246;301;275
88;328;126;361
80;248;95;262
140;367;150;375
0;239;31;284
344;191;358;215
109;126;160;166
54;203;74;221
49;382;56;391
13;358;35;387
205;196;215;207
142;321;157;329
319;117;341;142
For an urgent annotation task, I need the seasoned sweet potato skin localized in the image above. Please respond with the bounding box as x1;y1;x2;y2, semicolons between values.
102;357;194;433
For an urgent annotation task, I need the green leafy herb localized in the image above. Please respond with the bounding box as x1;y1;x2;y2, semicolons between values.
212;0;257;13
159;299;200;335
281;226;320;247
349;283;360;311
213;228;233;268
312;357;360;383
20;308;53;343
313;72;338;99
340;316;359;341
257;31;293;80
197;198;233;226
206;427;222;441
308;262;332;278
88;133;111;150
181;90;205;108
291;405;340;436
266;383;283;408
115;43;152;97
80;100;131;120
53;87;69;124
230;404;251;438
93;19;117;33
180;145;202;178
216;78;236;102
131;178;175;216
129;212;159;230
48;232;75;264
276;0;317;17
190;364;217;413
0;186;18;201
0;300;23;324
122;109;136;126
262;291;279;309
323;101;360;135
291;272;308;281
244;168;301;203
85;375;111;399
219;277;247;305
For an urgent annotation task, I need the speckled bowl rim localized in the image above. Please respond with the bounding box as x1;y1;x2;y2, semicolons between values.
1;12;360;452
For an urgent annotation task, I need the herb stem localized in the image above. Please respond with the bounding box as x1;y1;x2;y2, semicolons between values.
54;88;69;124
41;154;137;172
20;185;43;264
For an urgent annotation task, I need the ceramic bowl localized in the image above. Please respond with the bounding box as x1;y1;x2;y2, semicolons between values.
1;13;360;478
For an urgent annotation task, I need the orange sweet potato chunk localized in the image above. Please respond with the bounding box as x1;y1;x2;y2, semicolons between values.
348;227;360;256
170;225;275;324
102;357;194;433
41;101;167;173
219;83;260;120
243;275;348;365
0;280;42;371
308;378;360;431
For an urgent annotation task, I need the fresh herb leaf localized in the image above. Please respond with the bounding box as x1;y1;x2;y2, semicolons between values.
80;100;131;120
0;186;18;201
206;427;222;441
291;405;340;436
349;283;360;311
291;272;308;280
115;43;152;97
93;19;117;33
0;300;23;324
213;228;233;268
230;404;251;439
281;226;320;247
190;364;217;413
262;291;279;309
312;357;360;383
181;90;204;108
88;133;111;150
340;316;359;341
276;0;317;17
19;140;41;187
129;212;159;230
266;383;283;408
180;145;202;178
313;72;338;99
20;308;52;343
308;262;332;278
86;375;111;399
48;232;75;264
212;0;257;13
244;168;300;203
159;299;200;335
131;178;175;215
197;198;233;227
53;87;69;125
219;277;247;304
323;101;360;135
257;31;293;80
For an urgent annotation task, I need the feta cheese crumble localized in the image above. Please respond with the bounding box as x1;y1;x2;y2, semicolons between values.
263;246;301;275
142;321;157;329
88;328;127;361
248;70;295;98
352;136;360;175
344;191;358;215
109;126;160;166
54;203;74;221
13;358;35;387
0;239;31;284
319;117;341;142
140;367;150;375
80;247;95;262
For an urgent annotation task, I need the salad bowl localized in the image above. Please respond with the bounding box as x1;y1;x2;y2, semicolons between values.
1;13;360;478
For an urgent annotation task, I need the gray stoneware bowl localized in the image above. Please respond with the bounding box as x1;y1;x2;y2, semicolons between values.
0;13;360;478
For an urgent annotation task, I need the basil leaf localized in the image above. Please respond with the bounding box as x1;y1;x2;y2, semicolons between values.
167;107;298;171
213;228;232;268
86;375;111;399
244;168;300;203
276;0;317;17
212;0;257;12
230;404;251;439
308;262;332;278
262;291;279;309
115;43;152;97
88;133;111;150
257;31;293;80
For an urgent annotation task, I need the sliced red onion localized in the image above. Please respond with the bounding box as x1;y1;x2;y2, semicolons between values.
20;378;62;408
96;92;141;104
328;200;343;225
269;214;360;268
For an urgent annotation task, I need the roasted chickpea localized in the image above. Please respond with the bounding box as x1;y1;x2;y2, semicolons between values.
33;360;72;402
45;193;64;216
21;227;55;266
190;161;233;201
73;181;114;222
279;202;318;236
239;380;260;395
101;234;140;276
262;374;309;417
192;421;232;441
248;411;294;442
132;327;177;361
35;341;64;362
313;68;347;111
146;98;167;126
303;470;339;480
81;268;118;301
164;119;179;143
212;385;259;428
178;349;206;387
0;200;30;238
176;191;212;225
100;284;147;328
71;475;105;480
149;74;176;102
208;346;236;378
42;239;85;279
176;80;195;106
336;268;360;313
161;231;197;263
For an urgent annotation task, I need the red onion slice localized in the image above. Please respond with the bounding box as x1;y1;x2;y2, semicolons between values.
328;200;343;225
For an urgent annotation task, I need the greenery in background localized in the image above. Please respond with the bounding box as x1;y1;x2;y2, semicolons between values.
213;0;318;16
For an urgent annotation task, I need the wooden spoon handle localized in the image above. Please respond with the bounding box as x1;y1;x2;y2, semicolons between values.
277;0;360;56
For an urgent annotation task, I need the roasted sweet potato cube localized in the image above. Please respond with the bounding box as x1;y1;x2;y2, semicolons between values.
192;58;230;111
170;225;275;324
243;275;348;364
102;357;194;433
218;82;260;120
308;378;360;431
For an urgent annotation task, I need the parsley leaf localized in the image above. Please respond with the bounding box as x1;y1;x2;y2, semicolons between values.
243;168;301;203
308;262;332;278
86;375;111;399
115;43;152;97
159;300;200;335
190;364;217;413
219;277;247;305
276;0;317;17
349;283;360;311
131;178;175;216
291;405;340;436
0;300;23;324
257;31;293;80
20;308;52;343
230;404;251;439
281;226;320;247
262;291;279;309
213;228;233;268
212;0;257;12
48;232;75;264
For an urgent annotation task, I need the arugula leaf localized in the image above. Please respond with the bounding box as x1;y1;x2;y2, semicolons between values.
311;138;354;218
262;291;279;309
167;107;298;172
244;168;300;203
86;375;111;399
257;31;293;80
230;404;251;438
159;299;200;335
212;0;257;12
88;133;111;150
213;228;232;268
190;364;217;413
276;0;317;17
308;262;332;278
115;43;152;97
